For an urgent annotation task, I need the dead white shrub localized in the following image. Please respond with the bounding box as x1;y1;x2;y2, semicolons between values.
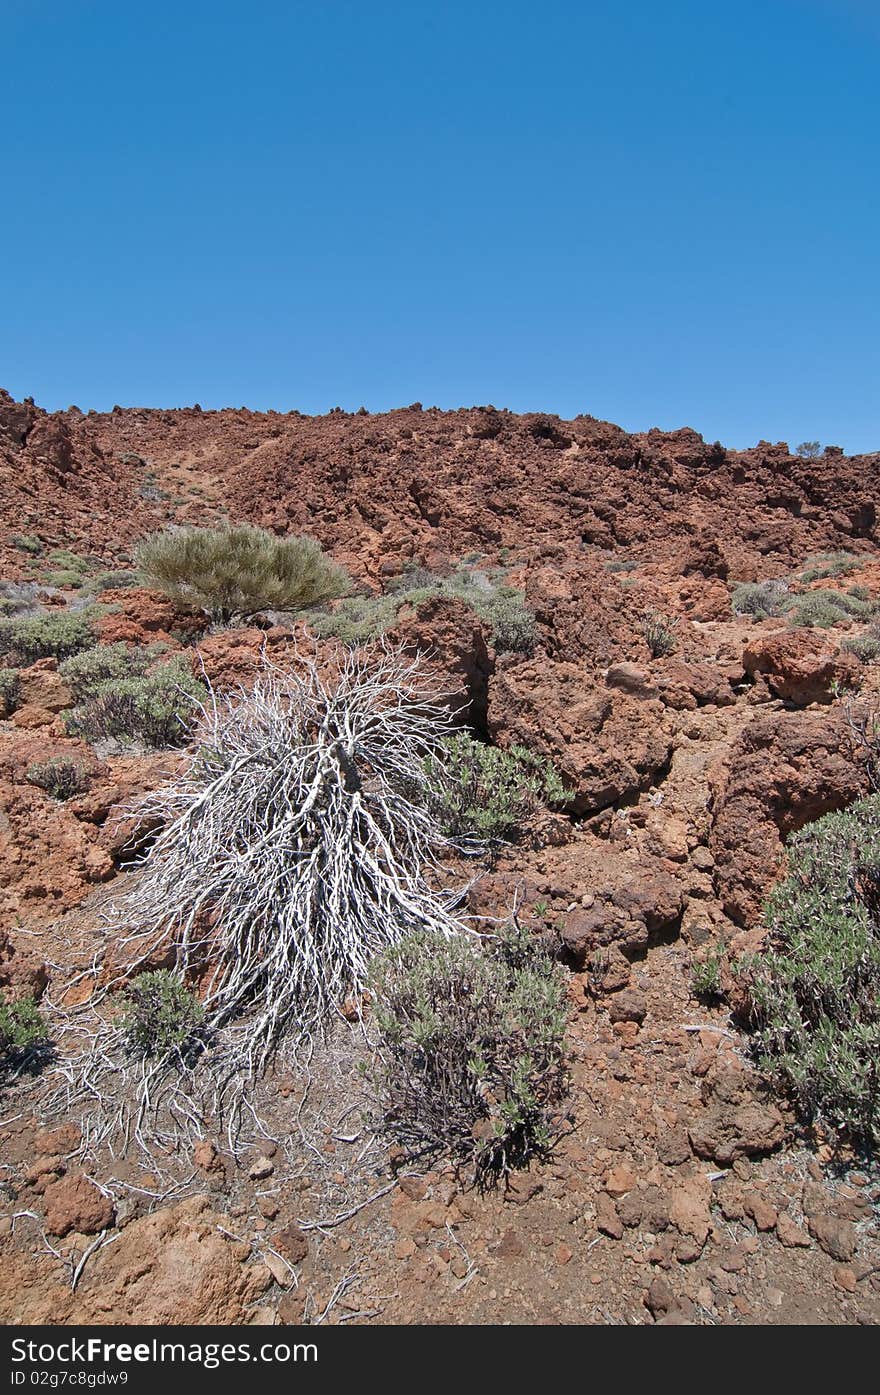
110;643;467;1071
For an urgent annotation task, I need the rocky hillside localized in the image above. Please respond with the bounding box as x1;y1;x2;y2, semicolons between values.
0;387;879;1327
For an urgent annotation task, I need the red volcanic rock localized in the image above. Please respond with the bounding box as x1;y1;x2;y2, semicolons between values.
488;659;673;815
391;593;493;727
742;630;860;706
43;1175;116;1237
709;707;868;925
688;1064;786;1164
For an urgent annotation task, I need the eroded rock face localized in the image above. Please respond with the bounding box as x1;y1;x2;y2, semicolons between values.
709;707;868;925
392;594;493;728
489;660;673;815
742;630;860;706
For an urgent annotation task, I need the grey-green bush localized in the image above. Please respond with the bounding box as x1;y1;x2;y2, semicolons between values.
369;926;570;1181
740;795;880;1149
60;642;160;701
425;733;566;842
135;523;349;623
66;656;205;748
784;588;872;629
0;610;98;664
731;579;789;619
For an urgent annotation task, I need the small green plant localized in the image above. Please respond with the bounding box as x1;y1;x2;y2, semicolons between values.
60;642;160;701
784;588;871;629
0;668;20;717
642;609;680;658
0;609;99;664
0;993;48;1061
122;970;205;1059
65;656;205;748
532;899;550;918
731;579;789;619
691;943;725;1000
740;795;880;1149
135;523;349;623
369;926;570;1181
426;733;566;842
800;552;859;583
26;757;91;801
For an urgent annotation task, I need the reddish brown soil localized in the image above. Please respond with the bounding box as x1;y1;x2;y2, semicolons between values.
0;389;878;1326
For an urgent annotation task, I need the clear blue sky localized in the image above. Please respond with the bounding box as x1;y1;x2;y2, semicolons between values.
2;0;878;452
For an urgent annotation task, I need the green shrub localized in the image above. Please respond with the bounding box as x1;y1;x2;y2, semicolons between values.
425;733;566;842
0;994;48;1059
369;926;570;1181
784;588;871;629
0;669;20;717
642;609;679;658
800;552;859;583
26;757;91;801
741;796;880;1149
731;579;789;619
66;656;205;748
135;523;349;623
122;970;205;1059
605;557;638;574
0;609;99;664
60;642;159;701
842;634;880;665
87;570;143;594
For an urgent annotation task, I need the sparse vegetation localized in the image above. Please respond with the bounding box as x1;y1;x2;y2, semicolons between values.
0;993;48;1061
795;442;822;459
26;757;91;801
731;579;789;619
303;564;538;654
784;588;872;629
741;796;880;1150
369;925;570;1182
87;570;144;594
122;970;206;1060
135;523;349;623
0;669;20;717
0;609;99;664
425;733;566;842
641;609;679;657
65;655;204;747
800;551;859;583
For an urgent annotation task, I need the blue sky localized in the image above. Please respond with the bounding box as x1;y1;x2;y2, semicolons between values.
2;0;878;451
